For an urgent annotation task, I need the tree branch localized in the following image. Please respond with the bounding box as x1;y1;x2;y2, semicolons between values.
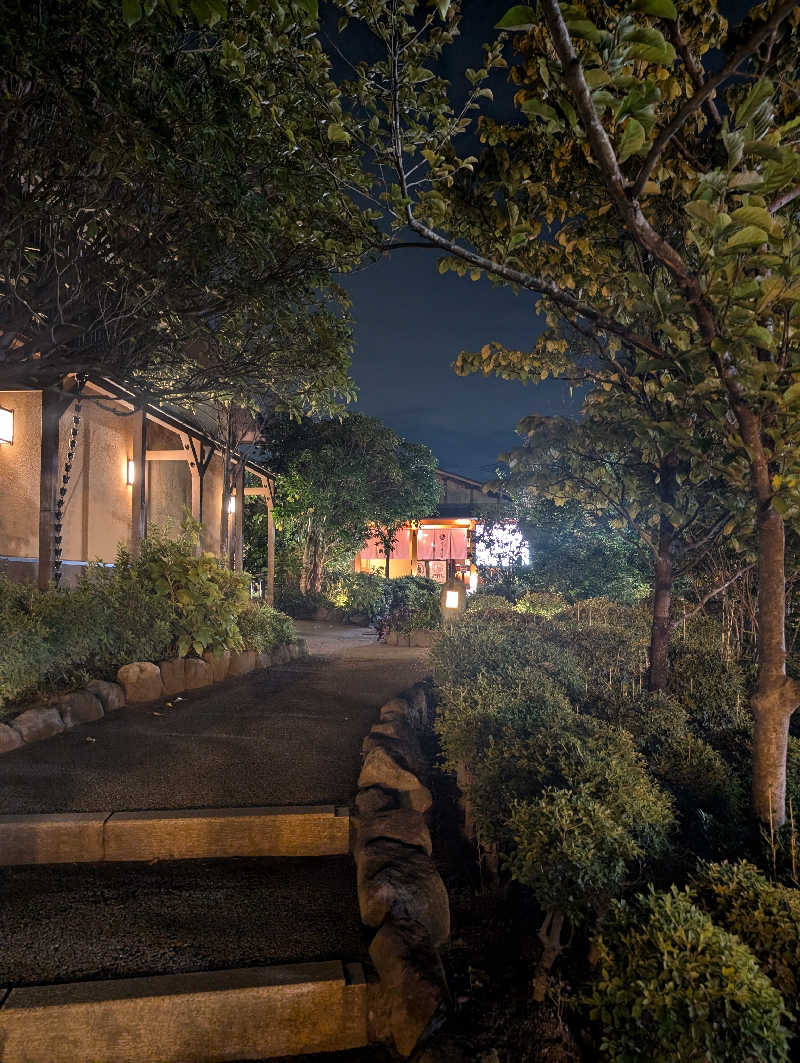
678;564;755;626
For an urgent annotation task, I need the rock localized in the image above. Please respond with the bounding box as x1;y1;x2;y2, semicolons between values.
369;919;449;1058
357;841;450;945
358;749;432;813
56;691;104;729
408;685;431;730
349;612;369;627
362;733;425;781
271;643;291;665
255;651;272;670
117;662;164;703
286;642;299;659
159;658;186;697
184;658;213;690
203;650;230;683
86;680;126;712
410;629;438;648
10;706;65;744
228;650;257;678
355;809;432;857
0;723;23;753
295;638;308;657
380;697;411;723
371;719;425;767
355;786;400;818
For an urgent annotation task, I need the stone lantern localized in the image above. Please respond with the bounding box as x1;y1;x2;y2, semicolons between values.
440;577;466;623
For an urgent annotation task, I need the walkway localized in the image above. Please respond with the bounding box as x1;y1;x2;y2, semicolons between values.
0;623;429;815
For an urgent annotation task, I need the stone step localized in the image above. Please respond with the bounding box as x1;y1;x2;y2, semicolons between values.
0;804;351;865
0;960;371;1063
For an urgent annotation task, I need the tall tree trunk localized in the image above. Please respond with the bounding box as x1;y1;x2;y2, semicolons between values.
300;529;325;593
648;514;674;691
648;454;678;691
384;544;390;579
737;406;799;825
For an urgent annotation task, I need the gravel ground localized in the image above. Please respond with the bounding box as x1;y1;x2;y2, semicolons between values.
0;856;365;987
0;626;429;815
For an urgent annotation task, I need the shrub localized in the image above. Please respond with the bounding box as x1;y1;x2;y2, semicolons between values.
116;522;248;657
323;571;389;623
378;576;441;634
514;591;569;618
274;583;328;619
237;603;296;653
586;888;790;1063
689;860;800;999
667;615;750;740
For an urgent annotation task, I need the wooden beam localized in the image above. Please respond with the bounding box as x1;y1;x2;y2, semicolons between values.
145;449;190;462
131;410;147;550
243;486;270;496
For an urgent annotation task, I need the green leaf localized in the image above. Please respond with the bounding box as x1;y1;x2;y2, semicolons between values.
729;206;773;230
736;79;774;129
495;5;536;30
326;123;351;144
436;0;452;17
723;225;768;251
297;0;318;17
121;0;143;25
632;0;677;18
783;381;800;406
685;200;718;226
617;118;646;163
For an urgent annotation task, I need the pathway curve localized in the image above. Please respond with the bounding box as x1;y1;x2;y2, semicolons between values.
0;623;429;815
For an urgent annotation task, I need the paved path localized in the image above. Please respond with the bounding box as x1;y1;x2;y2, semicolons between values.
0;623;429;815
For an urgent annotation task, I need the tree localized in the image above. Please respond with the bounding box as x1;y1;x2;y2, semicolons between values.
269;415;441;591
0;0;373;401
330;0;800;824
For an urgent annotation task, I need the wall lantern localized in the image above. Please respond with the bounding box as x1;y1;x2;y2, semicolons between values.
228;495;236;514
0;406;13;445
126;459;135;485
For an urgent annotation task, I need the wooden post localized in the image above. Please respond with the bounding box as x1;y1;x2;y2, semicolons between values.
410;523;418;576
38;391;63;589
232;463;244;571
267;485;275;606
131;410;148;551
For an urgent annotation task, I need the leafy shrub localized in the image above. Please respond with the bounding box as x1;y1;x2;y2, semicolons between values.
273;583;328;619
514;590;568;617
668;615;750;740
465;593;515;614
378;576;441;634
586;888;790;1063
690;860;800;999
116;522;248;657
323;571;388;623
237;603;296;652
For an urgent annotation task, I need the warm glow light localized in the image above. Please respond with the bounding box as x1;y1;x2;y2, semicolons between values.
126;459;135;485
445;590;459;609
0;407;13;444
469;570;478;592
228;495;236;514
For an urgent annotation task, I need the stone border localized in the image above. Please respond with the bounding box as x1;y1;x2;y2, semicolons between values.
0;804;350;866
383;628;440;648
0;960;369;1063
352;681;451;1059
0;638;308;757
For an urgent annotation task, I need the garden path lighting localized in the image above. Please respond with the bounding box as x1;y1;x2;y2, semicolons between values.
126;459;135;485
0;406;13;444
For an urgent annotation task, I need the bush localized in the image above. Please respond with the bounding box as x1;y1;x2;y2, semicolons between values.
465;593;515;614
274;583;328;619
378;575;441;634
586;888;790;1063
514;591;569;618
323;571;388;623
668;615;750;740
689;860;800;999
237;603;296;653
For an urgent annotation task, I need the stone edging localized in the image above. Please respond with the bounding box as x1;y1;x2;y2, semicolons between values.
0;638;309;757
352;680;450;1058
382;629;440;648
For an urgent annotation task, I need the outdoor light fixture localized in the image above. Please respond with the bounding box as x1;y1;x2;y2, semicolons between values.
228;495;236;514
469;570;478;593
445;590;460;609
0;406;13;445
126;459;135;485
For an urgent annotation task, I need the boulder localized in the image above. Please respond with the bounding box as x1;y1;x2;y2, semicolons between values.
380;697;411;724
270;643;291;665
358;749;432;813
203;650;230;683
369;919;448;1058
355;809;432;857
255;651;272;670
371;719;425;767
286;643;299;659
159;658;186;697
362;733;425;781
410;629;438;648
57;691;104;729
10;706;65;744
86;680;126;712
117;662;164;703
355;786;400;819
408;685;431;730
228;650;257;678
295;638;309;657
0;723;23;753
184;658;213;690
357;841;450;945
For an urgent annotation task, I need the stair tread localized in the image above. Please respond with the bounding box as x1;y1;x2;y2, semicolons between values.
0;856;364;988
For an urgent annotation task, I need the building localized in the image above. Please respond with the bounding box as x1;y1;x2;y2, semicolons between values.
0;377;275;594
353;469;505;585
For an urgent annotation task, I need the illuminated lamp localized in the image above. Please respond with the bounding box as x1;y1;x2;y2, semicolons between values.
228;495;236;514
126;459;135;485
469;570;478;593
0;406;13;444
445;590;459;609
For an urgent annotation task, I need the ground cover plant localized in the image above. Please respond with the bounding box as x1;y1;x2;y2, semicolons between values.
430;597;800;1060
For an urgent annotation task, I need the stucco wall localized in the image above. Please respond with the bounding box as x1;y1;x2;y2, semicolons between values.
0;391;41;562
146;422;192;534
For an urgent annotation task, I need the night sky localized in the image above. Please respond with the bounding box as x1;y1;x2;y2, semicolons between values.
329;0;567;482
